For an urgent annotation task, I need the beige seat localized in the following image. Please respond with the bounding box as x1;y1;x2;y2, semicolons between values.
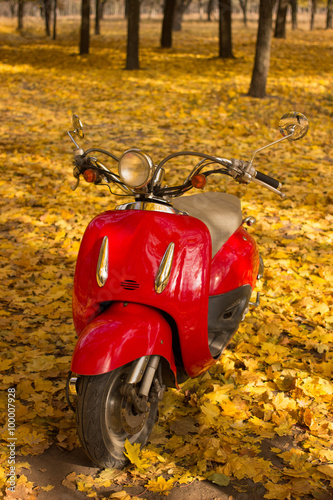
173;192;242;257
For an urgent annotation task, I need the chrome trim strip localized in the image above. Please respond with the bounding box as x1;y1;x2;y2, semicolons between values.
115;201;185;214
96;236;109;287
155;242;175;294
68;377;78;396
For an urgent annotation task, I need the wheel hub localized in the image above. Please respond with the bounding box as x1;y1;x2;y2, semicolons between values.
120;396;149;435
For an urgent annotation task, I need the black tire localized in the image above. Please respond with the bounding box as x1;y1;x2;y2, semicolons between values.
76;363;158;469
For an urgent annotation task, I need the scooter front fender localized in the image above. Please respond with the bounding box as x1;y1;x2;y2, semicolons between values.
70;302;176;379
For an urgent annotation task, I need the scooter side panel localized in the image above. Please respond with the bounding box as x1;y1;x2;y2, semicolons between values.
71;302;176;376
73;210;214;379
209;226;259;295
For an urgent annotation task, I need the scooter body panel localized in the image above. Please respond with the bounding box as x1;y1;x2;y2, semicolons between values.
71;302;176;376
73;210;214;378
209;226;259;296
73;209;259;379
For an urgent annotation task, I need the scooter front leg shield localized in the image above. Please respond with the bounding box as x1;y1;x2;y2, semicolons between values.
70;302;176;379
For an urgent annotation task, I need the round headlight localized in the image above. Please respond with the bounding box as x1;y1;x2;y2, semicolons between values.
118;150;154;189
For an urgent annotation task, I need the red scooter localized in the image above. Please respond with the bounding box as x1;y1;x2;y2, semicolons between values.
66;112;308;468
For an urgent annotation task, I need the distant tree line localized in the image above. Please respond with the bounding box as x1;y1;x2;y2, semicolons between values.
4;0;333;31
2;0;332;97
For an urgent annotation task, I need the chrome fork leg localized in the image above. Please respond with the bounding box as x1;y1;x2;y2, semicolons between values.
126;356;150;385
139;355;161;397
124;354;161;400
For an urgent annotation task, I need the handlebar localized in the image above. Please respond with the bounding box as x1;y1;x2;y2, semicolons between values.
71;147;285;199
255;171;280;190
68;111;311;200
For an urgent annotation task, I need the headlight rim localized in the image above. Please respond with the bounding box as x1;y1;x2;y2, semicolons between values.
118;149;154;189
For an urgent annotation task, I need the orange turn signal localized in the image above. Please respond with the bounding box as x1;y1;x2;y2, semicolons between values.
83;169;97;183
191;174;206;189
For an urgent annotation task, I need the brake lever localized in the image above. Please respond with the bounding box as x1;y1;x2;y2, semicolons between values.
252;177;286;199
70;177;80;191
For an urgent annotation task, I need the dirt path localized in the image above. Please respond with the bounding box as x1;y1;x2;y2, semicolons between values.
21;444;268;500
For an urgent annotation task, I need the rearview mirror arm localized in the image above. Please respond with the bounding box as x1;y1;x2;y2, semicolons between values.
68;131;80;150
248;129;295;169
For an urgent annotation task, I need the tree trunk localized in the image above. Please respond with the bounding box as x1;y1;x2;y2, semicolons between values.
95;0;100;34
172;0;192;32
17;0;24;31
53;0;57;40
44;0;52;36
207;0;214;21
274;0;289;38
219;0;233;58
173;5;183;31
290;0;297;30
310;0;316;30
100;0;107;19
161;0;176;48
172;0;192;31
80;0;91;55
198;0;203;20
10;0;15;18
238;0;248;26
327;0;333;28
126;0;140;70
248;0;277;98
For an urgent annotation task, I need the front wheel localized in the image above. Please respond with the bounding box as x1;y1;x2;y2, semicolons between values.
76;363;159;468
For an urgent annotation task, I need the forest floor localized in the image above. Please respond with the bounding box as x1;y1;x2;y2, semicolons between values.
18;429;328;500
0;12;332;500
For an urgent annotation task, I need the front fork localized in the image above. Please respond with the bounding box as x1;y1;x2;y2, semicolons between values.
120;355;165;414
66;355;165;412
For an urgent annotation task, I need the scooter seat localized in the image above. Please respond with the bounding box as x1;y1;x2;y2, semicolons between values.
173;192;242;257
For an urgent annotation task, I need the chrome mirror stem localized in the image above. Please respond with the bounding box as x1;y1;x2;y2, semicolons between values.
68;131;80;150
249;131;294;169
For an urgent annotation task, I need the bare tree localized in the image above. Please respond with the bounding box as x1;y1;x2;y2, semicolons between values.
100;0;108;19
207;0;215;21
274;0;289;38
17;0;24;31
161;0;177;48
219;0;233;58
290;0;297;30
310;0;317;30
248;0;277;98
238;0;248;26
173;0;192;32
9;0;16;18
43;0;52;36
126;0;140;69
327;0;333;28
53;0;57;39
95;0;100;35
80;0;90;54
